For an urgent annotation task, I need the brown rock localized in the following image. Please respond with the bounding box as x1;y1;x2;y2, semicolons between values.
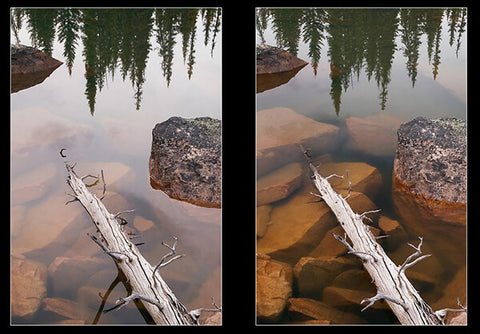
432;266;467;314
256;254;293;322
256;45;308;75
257;162;303;206
42;297;93;321
257;204;272;238
317;161;383;200
11;44;63;93
11;162;57;205
133;216;155;232
11;255;47;320
12;193;84;255
257;66;306;93
377;215;408;250
323;286;389;310
293;256;357;299
345;113;405;157
202;312;222;325
257;107;339;176
309;224;381;258
286;298;366;324
331;269;376;292
48;256;109;298
445;311;467;325
258;181;378;264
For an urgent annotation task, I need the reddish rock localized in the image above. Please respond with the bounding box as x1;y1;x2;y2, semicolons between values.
256;254;293;322
257;162;303;206
345;113;405;157
11;255;47;320
257;45;308;75
257;185;378;265
323;286;389;310
257;107;339;177
317;161;383;200
11;44;63;93
286;298;366;324
293;256;358;299
256;204;272;238
377;215;408;250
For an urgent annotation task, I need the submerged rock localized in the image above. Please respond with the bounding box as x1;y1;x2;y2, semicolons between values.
286;298;366;324
11;255;47;320
392;117;466;270
149;117;221;208
256;254;293;323
257;107;339;176
11;44;63;93
257;162;303;206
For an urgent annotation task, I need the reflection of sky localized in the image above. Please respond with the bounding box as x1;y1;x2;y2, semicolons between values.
257;11;466;121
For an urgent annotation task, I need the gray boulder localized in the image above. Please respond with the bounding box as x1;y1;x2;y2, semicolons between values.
149;116;221;208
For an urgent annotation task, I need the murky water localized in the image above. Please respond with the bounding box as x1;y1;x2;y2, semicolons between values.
256;8;466;324
11;8;221;324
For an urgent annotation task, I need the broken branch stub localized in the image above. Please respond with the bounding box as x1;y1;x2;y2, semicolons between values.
65;163;197;325
306;159;447;325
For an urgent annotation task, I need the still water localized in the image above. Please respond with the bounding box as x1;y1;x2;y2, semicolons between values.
11;8;221;324
256;8;466;324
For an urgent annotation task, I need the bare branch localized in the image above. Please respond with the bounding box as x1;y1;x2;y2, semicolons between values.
434;298;467;324
332;233;377;263
152;237;185;280
105;291;162;313
325;173;344;181
188;297;222;322
361;289;408;312
398;237;431;277
356;209;381;223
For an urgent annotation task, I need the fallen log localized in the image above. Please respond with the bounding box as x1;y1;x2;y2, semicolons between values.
65;163;220;325
304;150;466;325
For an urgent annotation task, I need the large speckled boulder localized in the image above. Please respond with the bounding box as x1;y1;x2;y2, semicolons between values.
392;117;466;270
149;117;221;208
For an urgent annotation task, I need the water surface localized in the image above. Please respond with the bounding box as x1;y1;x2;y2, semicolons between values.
11;8;222;324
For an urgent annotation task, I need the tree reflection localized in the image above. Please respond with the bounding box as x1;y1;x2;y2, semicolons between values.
10;8;221;114
256;8;466;114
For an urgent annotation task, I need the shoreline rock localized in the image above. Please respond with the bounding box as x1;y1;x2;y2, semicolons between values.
149;116;221;208
11;44;63;93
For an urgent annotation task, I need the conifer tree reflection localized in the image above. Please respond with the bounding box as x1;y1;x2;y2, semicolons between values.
255;8;465;115
11;8;221;114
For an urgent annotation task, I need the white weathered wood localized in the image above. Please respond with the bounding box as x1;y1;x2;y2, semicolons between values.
307;161;444;325
65;164;197;325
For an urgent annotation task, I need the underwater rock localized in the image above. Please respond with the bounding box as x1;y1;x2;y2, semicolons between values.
256;254;293;323
11;44;63;93
392;117;466;270
345;113;405;157
149;116;221;208
286;298;366;324
11;255;47;320
257;162;303;206
257;107;339;177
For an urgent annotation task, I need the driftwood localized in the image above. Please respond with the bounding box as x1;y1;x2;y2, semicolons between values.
65;163;221;325
303;149;466;325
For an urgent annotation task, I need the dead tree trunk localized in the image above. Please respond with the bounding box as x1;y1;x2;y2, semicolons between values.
306;159;465;325
65;163;218;325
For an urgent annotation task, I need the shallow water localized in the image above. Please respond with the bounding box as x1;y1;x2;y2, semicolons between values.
256;8;466;324
11;8;221;324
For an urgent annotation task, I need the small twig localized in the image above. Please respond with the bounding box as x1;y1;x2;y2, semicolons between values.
343;169;352;200
398;237;431;277
64;192;79;205
361;289;408;312
325;173;344;181
332;233;377;263
100;169;106;200
356;209;381;223
104;291;162;313
152;237;185;281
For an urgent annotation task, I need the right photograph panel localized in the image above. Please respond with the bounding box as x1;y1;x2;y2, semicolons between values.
256;7;467;325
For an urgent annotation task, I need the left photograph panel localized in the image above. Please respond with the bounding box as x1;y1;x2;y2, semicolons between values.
11;8;222;325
